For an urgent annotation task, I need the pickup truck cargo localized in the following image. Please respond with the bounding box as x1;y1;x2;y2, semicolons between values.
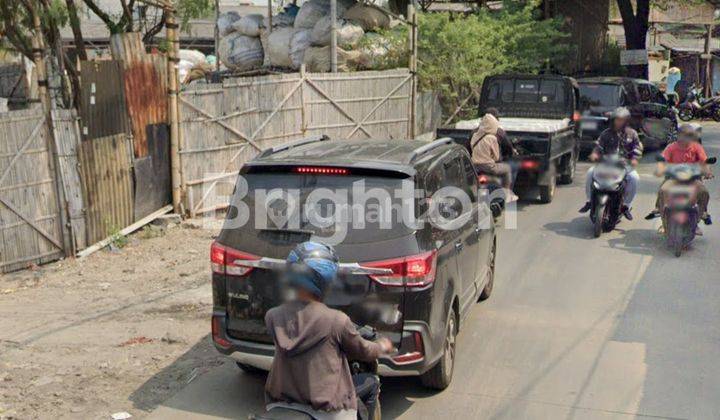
438;74;580;203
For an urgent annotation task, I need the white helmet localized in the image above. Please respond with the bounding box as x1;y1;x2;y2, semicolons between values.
611;107;631;120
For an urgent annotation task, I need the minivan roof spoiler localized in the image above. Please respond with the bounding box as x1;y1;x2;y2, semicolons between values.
405;137;454;164
257;135;330;158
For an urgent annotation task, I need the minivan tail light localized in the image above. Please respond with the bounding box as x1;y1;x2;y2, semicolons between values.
361;251;437;287
210;241;260;276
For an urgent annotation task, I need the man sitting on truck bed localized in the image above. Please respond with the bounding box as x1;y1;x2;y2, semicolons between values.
471;113;519;202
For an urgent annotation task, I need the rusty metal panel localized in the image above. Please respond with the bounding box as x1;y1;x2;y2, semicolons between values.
109;33;168;158
79;60;130;140
78;134;134;245
122;55;168;158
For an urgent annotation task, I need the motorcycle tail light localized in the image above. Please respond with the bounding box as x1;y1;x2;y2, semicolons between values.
520;160;540;170
478;174;489;184
672;211;689;224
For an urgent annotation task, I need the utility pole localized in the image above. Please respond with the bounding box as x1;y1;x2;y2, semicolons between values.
408;1;417;138
330;0;338;72
166;8;183;214
704;24;714;98
214;0;220;72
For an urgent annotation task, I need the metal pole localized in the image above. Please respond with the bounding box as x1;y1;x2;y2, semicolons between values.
408;2;417;138
330;0;338;72
268;0;273;33
705;24;713;98
167;10;183;214
214;0;220;72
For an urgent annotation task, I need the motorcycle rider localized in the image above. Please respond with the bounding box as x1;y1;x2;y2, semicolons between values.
645;124;713;226
579;107;642;220
471;113;520;202
264;241;393;420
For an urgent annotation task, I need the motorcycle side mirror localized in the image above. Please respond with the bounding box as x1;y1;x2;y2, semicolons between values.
706;157;717;165
656;155;666;163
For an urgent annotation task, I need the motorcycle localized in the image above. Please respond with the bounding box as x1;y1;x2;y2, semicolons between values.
250;324;384;420
477;173;505;222
656;156;717;257
678;86;720;122
589;155;628;238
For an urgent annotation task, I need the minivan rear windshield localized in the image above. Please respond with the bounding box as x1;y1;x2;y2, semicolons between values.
224;173;416;246
579;84;622;108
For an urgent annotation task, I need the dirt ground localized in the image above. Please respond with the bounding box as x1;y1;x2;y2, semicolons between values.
0;220;225;420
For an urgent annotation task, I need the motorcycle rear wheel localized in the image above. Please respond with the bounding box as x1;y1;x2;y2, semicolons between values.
679;109;694;122
713;107;720;122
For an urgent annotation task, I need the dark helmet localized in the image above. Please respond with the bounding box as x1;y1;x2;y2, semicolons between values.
285;241;339;297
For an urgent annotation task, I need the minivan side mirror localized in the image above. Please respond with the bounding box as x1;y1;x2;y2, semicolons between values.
706;157;717;165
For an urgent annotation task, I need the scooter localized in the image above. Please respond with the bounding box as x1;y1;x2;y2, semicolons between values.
589;155;628;238
655;156;717;257
250;324;383;420
678;86;720;122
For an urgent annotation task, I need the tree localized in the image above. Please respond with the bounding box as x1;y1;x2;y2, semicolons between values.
416;4;569;121
615;0;704;79
80;0;213;43
0;0;77;107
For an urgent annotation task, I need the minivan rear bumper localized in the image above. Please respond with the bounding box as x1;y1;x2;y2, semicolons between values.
212;314;434;377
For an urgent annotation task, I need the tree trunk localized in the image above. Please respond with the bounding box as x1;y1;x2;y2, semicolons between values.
616;0;649;79
65;0;88;61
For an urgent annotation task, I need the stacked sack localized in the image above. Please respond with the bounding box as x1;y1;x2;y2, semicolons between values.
217;11;266;71
218;1;396;73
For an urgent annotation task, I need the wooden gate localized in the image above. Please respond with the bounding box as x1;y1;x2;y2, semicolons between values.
0;108;65;272
178;69;413;216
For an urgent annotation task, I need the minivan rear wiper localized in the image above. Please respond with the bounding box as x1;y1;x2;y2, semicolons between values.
260;228;315;235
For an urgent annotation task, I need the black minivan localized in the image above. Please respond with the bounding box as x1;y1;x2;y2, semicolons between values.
211;136;497;389
578;77;675;155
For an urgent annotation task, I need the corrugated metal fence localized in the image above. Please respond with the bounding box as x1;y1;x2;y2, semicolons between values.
178;69;413;216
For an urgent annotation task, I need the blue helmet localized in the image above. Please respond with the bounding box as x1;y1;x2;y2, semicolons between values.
286;241;339;297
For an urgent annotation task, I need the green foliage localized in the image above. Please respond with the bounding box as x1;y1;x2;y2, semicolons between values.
176;0;214;31
355;28;409;71
417;5;570;121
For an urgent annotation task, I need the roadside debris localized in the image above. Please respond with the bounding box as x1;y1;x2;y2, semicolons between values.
118;336;154;347
111;412;132;420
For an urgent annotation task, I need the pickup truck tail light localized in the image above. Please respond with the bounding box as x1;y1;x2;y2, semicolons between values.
361;251;437;287
210;241;259;276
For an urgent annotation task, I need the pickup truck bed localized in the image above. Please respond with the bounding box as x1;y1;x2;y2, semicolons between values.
437;119;578;203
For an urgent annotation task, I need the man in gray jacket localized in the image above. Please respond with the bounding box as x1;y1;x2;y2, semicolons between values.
264;242;393;420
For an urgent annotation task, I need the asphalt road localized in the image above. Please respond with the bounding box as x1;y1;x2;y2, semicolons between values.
148;125;720;420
